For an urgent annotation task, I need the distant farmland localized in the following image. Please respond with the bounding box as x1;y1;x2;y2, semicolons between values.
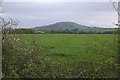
13;34;118;78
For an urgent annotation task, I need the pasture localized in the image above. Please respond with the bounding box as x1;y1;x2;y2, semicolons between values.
13;34;118;78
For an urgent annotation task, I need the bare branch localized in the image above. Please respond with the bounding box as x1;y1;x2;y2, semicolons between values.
109;0;120;16
67;70;86;78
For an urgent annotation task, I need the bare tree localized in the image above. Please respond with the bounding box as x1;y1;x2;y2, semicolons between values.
0;0;19;78
0;0;2;79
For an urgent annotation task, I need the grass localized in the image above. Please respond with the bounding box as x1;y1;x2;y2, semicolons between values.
14;34;118;78
16;34;117;61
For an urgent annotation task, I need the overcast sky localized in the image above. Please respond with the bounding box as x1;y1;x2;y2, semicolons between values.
3;0;120;2
3;2;118;28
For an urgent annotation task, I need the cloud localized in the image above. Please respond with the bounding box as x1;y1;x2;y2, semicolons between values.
90;20;96;24
3;2;118;28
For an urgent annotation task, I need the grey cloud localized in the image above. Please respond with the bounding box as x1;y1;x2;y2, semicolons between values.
3;2;117;28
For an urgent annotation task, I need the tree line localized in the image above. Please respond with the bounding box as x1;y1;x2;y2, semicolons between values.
4;28;119;34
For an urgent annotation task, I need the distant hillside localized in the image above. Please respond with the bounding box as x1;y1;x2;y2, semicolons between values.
33;22;91;30
33;22;116;33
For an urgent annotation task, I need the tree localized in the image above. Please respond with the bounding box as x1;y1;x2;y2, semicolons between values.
109;0;120;78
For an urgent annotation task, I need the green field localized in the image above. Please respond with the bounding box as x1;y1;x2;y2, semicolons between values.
12;34;118;78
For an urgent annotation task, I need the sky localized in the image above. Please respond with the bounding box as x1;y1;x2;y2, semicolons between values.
2;1;119;28
3;0;120;2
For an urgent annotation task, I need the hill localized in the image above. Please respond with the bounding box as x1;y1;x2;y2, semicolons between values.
34;22;91;30
33;22;116;34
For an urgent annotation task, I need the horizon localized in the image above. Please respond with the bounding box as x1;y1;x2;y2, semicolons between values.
3;2;118;28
